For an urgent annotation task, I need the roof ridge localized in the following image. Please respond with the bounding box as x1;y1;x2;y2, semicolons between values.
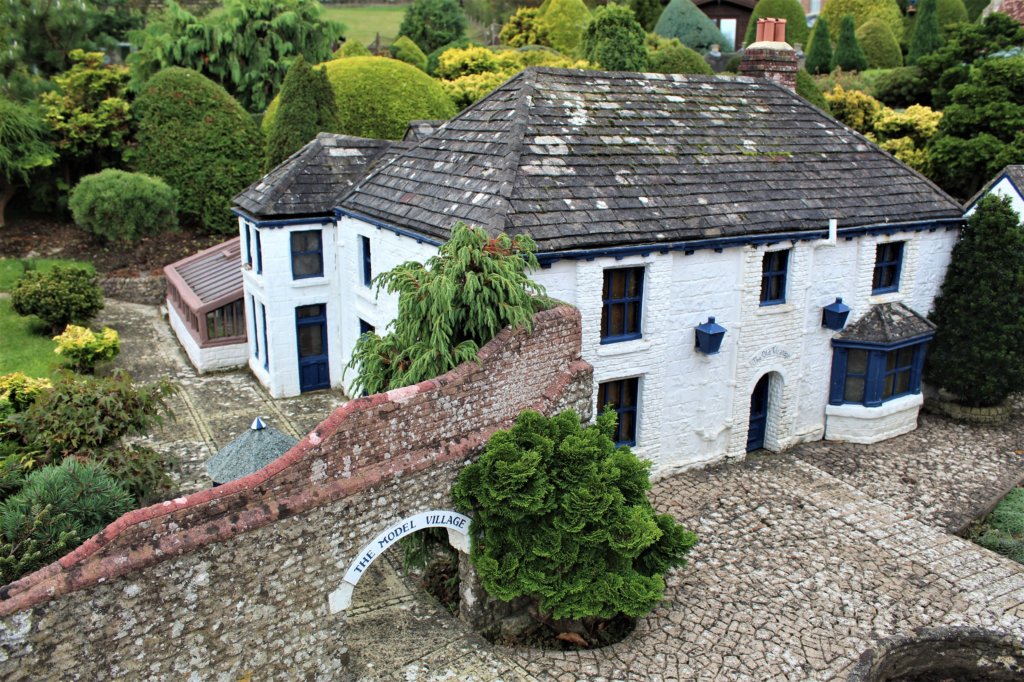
485;68;537;235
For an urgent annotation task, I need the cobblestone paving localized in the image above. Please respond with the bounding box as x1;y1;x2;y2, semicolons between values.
98;300;1024;680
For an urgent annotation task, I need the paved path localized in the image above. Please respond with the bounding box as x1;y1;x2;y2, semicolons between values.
99;300;1024;681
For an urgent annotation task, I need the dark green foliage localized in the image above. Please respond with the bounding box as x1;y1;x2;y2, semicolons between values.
795;70;830;112
972;488;1024;564
538;0;592;56
581;4;648;71
13;370;174;463
10;266;103;335
965;0;988;21
131;68;263;233
335;40;372;58
653;0;727;52
925;195;1024;407
452;408;698;627
805;17;833;75
69;170;178;243
0;97;55;228
93;445;175;506
873;66;930;107
128;0;344;113
0;458;132;583
908;0;943;64
629;0;662;32
499;7;550;47
399;0;468;54
820;0;903;44
263;57;342;171
346;222;550;396
645;34;713;75
832;15;868;72
427;38;482;75
264;57;456;143
856;19;903;69
927;54;1024;200
390;36;430;72
743;0;809;48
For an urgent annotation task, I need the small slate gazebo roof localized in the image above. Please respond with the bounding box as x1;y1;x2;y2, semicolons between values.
836;302;936;345
205;417;298;485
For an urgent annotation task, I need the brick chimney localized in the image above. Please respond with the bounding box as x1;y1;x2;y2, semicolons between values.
739;18;799;91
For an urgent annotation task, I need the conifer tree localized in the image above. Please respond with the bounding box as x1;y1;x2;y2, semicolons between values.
908;0;942;64
742;0;809;48
629;0;663;32
581;3;648;71
804;17;833;75
452;408;698;639
264;57;342;171
831;14;868;71
653;0;728;52
925;195;1024;407
539;0;593;56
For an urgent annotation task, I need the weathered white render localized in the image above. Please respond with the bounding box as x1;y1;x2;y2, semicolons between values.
166;303;249;372
966;169;1024;223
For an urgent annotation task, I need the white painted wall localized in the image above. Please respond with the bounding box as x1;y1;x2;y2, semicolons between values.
166;302;248;372
967;176;1024;224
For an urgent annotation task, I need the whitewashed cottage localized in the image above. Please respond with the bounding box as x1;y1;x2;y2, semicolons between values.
230;57;964;472
966;165;1024;221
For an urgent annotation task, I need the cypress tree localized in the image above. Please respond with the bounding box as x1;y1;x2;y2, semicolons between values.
831;14;868;71
264;56;343;171
908;0;942;65
805;17;833;75
581;3;648;71
742;0;809;48
925;195;1024;407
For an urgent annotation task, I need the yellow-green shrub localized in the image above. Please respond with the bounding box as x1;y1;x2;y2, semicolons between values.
0;373;52;413
53;325;120;373
823;84;883;133
440;71;511;109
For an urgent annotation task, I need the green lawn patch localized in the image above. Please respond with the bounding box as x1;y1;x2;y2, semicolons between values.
0;258;95;293
970;487;1024;563
0;299;63;378
325;4;410;47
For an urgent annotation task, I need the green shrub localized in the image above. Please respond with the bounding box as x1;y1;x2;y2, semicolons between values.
539;0;592;56
52;325;120;373
855;19;902;69
743;0;809;48
0;458;133;583
11;266;104;336
399;0;468;54
645;34;713;75
93;445;176;507
426;37;482;75
823;85;882;133
334;40;372;58
435;46;501;79
0;374;52;413
965;0;988;21
795;70;830;112
263;56;342;171
925;195;1024;407
390;36;429;72
654;0;727;51
820;0;903;43
131;68;263;234
908;0;943;64
68;169;178;244
581;3;647;71
452;408;698;635
263;57;456;142
346;223;550;396
832;15;869;72
500;7;550;47
873;66;930;107
441;71;512;109
972;488;1024;564
804;17;833;75
629;0;663;32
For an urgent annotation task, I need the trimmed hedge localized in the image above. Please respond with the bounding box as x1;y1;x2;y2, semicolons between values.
539;0;592;56
69;170;178;244
743;0;809;48
645;34;712;75
820;0;903;43
795;70;830;112
263;57;456;141
390;35;429;71
132;68;263;234
11;266;104;336
654;0;728;51
581;3;647;71
855;18;903;69
334;40;372;58
873;66;930;107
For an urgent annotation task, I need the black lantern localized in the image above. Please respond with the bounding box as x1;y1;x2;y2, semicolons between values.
822;297;851;331
695;316;727;355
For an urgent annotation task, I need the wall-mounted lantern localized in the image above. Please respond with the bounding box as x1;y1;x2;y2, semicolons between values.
695;316;727;355
822;297;851;331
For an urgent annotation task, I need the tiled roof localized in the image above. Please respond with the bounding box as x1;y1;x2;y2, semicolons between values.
169;238;242;306
964;164;1024;209
205;420;298;485
234;133;392;219
339;67;963;253
837;302;936;345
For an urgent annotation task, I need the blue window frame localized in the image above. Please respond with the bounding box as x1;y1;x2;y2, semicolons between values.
601;267;644;343
872;242;904;294
260;302;269;370
760;249;789;305
360;235;372;286
250;295;259;359
244;224;252;267
598;378;639;446
829;337;930;407
255;228;263;275
359;319;375;336
291;230;323;279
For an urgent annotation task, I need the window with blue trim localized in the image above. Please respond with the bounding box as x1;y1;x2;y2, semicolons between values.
601;267;643;343
360;236;372;286
598;377;639;446
291;230;323;279
760;249;789;305
250;295;259;359
260;302;269;370
359;319;374;336
829;339;929;407
872;242;904;293
244;224;252;267
255;228;263;274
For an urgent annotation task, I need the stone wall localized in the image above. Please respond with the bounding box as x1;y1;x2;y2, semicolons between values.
0;306;593;680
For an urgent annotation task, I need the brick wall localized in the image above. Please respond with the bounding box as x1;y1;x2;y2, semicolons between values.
0;306;593;679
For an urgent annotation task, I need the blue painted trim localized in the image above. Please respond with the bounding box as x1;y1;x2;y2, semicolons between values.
831;331;935;352
828;335;934;406
964;171;1023;214
598;377;640;447
260;302;269;371
600;266;644;342
871;242;904;294
360;235;372;287
600;333;643;345
232;208;335;229
759;249;789;306
255;228;263;275
333;207;445;247
290;229;324;280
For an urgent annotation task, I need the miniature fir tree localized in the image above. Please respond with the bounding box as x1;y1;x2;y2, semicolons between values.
908;0;942;64
539;0;593;56
831;14;868;71
925;195;1024;407
804;17;833;75
264;56;342;171
581;3;648;71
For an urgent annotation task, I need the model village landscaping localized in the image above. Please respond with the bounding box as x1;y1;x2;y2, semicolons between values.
0;0;1024;677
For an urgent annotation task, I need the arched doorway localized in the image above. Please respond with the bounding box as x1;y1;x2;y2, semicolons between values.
747;374;771;452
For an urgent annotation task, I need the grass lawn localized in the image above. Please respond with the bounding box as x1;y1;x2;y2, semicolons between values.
0;258;96;293
324;4;409;47
0;299;62;378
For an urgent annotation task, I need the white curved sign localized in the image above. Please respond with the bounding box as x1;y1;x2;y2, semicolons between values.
328;510;471;613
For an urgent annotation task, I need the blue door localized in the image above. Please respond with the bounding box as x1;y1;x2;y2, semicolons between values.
747;375;770;452
296;304;329;392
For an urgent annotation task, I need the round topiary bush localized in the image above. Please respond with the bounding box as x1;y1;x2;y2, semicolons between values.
855;18;903;69
334;39;372;58
263;57;456;141
390;35;429;71
820;0;904;44
743;0;809;48
645;34;713;75
132;68;263;234
69;169;178;243
654;0;728;51
873;66;930;107
11;266;104;335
